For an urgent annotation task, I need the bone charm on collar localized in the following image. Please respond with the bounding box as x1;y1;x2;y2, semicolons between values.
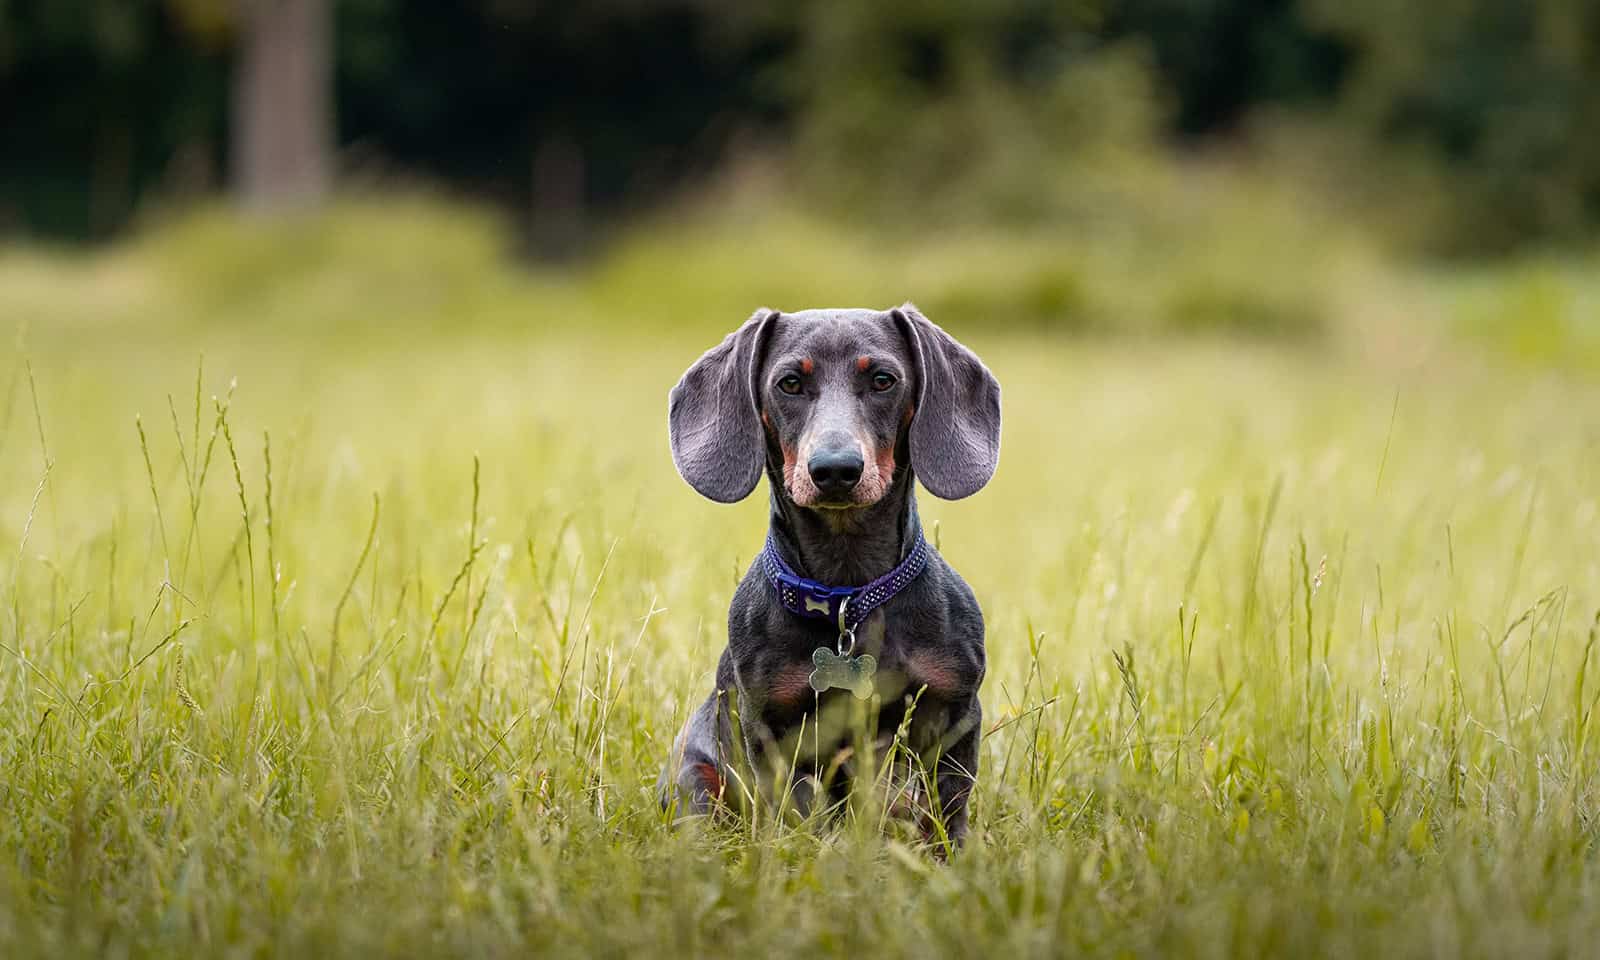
809;647;877;700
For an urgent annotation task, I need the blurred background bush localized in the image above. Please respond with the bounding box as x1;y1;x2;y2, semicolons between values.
2;0;1598;348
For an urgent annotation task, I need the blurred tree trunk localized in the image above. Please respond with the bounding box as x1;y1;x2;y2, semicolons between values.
232;0;332;211
530;134;587;258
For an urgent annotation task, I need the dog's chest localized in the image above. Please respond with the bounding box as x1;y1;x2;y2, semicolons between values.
861;616;970;700
764;613;967;711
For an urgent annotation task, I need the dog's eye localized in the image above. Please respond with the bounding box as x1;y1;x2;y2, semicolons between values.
871;372;897;392
778;375;804;396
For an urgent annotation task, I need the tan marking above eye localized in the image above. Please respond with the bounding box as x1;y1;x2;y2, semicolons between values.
800;358;815;375
857;356;871;372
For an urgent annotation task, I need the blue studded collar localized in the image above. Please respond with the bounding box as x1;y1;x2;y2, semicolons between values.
759;528;930;634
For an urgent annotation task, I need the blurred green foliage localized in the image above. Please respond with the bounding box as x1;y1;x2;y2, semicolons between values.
0;176;1362;350
1449;257;1600;367
1310;0;1600;253
3;0;1599;256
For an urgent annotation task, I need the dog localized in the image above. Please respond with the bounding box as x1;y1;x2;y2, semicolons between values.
658;304;1001;847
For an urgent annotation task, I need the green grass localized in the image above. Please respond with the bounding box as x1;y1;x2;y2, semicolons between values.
3;200;1600;957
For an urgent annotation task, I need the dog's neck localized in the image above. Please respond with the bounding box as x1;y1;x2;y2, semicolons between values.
765;468;920;587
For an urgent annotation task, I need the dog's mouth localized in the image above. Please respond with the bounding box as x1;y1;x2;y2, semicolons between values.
782;445;896;510
811;496;867;511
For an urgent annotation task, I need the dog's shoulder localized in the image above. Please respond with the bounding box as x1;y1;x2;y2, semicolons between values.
906;546;985;638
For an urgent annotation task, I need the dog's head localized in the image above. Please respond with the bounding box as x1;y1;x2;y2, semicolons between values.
668;305;1001;509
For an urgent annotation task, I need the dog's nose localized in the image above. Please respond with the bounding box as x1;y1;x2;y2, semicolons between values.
808;449;863;496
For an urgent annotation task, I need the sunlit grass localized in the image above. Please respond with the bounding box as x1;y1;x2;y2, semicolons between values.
3;202;1600;957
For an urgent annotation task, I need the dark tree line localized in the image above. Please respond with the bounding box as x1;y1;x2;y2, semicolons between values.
2;0;1597;252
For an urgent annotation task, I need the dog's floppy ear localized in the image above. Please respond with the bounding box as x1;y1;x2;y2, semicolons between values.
892;303;1002;500
668;308;781;502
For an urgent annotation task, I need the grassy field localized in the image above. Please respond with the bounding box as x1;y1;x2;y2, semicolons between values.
3;200;1600;957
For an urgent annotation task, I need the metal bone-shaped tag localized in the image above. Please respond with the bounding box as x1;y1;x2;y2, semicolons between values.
809;647;877;700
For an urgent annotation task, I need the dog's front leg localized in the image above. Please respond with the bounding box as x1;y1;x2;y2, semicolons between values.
658;692;737;816
729;684;821;816
928;696;982;849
